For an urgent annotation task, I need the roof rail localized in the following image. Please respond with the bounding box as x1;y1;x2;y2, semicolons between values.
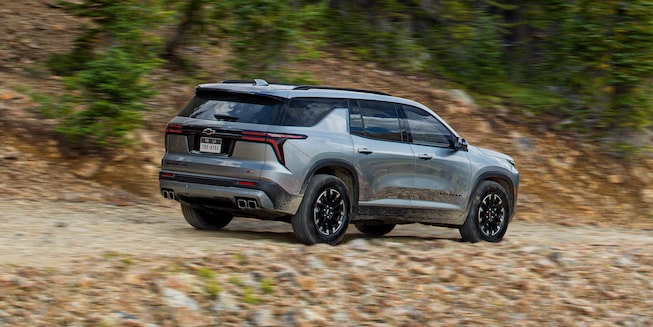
292;85;390;96
221;79;269;86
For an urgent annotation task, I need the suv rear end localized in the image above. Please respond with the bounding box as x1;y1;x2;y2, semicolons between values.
160;80;309;220
160;80;358;222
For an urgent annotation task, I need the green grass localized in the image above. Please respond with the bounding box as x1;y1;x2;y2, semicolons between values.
260;278;275;295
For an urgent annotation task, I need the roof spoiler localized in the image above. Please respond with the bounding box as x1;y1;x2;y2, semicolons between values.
220;79;269;86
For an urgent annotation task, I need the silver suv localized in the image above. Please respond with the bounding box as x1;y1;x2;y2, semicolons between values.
159;79;519;245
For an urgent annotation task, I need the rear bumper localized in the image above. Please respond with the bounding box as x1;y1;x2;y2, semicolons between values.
159;171;301;215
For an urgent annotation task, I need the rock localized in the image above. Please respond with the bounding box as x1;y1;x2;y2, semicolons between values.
514;136;535;153
301;306;327;323
250;308;277;327
372;69;395;76
346;238;371;252
641;189;653;204
161;273;200;293
438;268;456;282
280;310;298;327
331;311;350;325
383;305;423;321
613;255;635;268
0;146;21;160
447;89;476;108
73;160;102;178
408;264;434;275
161;287;199;310
477;120;492;134
213;292;239;312
275;267;298;283
0;89;23;101
306;256;325;269
607;174;625;184
59;192;84;202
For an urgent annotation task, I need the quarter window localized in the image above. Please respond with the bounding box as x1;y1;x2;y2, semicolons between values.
282;98;348;126
403;105;453;147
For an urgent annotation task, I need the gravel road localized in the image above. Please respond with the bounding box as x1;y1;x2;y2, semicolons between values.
2;199;652;268
1;199;652;326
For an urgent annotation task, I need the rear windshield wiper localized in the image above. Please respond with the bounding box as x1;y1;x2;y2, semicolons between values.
214;114;239;122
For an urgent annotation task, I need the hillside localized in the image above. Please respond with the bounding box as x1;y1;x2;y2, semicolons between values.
0;1;652;228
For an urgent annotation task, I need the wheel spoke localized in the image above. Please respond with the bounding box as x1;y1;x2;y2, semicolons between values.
313;188;346;237
477;192;506;237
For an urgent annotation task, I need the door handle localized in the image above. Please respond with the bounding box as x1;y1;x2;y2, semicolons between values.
357;148;373;154
418;154;433;160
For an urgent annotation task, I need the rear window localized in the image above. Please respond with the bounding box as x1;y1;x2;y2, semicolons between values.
178;91;283;124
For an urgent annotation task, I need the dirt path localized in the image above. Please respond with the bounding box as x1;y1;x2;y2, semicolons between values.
2;199;653;326
2;199;651;268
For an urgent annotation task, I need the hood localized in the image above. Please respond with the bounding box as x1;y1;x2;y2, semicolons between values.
476;147;515;162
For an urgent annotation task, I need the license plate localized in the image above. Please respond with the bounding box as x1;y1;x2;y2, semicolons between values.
199;137;222;153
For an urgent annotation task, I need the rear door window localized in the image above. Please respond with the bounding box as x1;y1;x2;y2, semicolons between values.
355;100;403;142
179;91;283;124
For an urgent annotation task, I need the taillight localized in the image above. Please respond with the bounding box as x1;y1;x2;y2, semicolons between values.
241;131;307;165
165;123;183;134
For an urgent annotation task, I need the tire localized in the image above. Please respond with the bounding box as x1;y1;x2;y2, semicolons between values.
355;223;396;236
291;174;351;245
181;203;233;230
459;181;510;243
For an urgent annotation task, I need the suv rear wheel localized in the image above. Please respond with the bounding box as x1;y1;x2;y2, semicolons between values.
181;204;234;230
292;174;350;245
459;181;510;242
355;223;396;236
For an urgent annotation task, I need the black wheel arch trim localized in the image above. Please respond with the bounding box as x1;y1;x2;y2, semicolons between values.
469;171;517;218
300;159;359;206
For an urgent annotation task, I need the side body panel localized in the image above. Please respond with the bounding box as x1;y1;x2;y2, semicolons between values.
351;135;415;207
409;144;472;223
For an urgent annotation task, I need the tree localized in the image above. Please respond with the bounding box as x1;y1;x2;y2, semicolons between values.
46;0;169;147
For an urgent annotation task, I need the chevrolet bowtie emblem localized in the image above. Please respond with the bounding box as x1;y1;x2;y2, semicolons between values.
202;128;216;136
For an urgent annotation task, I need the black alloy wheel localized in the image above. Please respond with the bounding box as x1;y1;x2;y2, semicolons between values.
292;174;351;245
313;188;347;237
477;192;506;238
459;180;510;243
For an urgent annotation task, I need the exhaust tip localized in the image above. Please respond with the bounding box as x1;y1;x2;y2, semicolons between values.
236;198;259;209
161;189;177;200
247;200;258;209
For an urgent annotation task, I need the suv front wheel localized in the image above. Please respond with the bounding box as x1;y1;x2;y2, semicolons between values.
181;203;234;230
292;174;351;245
459;181;510;243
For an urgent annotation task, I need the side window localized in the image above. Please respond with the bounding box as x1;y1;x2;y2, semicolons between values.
349;101;364;137
403;105;453;147
356;100;403;142
282;98;348;127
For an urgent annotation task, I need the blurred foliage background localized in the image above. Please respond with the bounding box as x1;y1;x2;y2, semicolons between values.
44;0;653;151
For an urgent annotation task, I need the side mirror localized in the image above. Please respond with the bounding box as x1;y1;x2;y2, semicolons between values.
454;137;468;151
